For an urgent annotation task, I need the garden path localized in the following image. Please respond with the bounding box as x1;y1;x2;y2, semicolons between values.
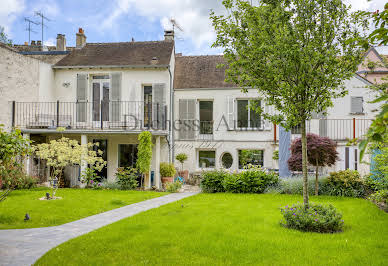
0;192;198;266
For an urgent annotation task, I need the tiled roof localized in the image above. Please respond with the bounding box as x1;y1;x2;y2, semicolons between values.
174;55;236;89
54;41;174;67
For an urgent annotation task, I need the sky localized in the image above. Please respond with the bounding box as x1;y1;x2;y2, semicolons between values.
1;0;387;56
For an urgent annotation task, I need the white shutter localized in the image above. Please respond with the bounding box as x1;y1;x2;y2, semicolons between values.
110;73;122;122
152;83;166;129
179;99;195;140
351;97;363;114
227;96;235;130
264;101;271;130
76;74;87;122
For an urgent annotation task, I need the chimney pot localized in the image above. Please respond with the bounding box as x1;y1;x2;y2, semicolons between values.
76;28;87;48
37;40;42;46
56;34;66;51
164;30;174;41
31;40;36;46
24;41;28;45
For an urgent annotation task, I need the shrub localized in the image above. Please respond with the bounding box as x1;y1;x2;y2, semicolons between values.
223;166;278;193
326;170;366;197
165;181;182;193
101;180;121;190
115;167;139;190
280;203;344;233
201;170;229;193
369;189;388;204
176;153;188;171
267;175;326;195
160;162;176;177
0;163;37;189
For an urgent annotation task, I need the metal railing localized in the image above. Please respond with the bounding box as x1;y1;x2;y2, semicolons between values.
12;101;168;131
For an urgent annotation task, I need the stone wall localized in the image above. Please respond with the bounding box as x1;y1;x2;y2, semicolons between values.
0;44;41;130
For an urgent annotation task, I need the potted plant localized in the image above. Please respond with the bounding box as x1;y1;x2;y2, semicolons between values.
160;162;176;185
175;153;189;180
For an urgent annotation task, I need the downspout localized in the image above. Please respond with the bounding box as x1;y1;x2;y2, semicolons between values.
168;66;174;163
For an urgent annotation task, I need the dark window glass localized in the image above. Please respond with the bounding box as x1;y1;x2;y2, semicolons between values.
250;100;261;128
221;153;233;169
237;100;248;128
238;150;264;169
199;101;213;134
119;144;138;168
198;150;216;168
144;86;152;128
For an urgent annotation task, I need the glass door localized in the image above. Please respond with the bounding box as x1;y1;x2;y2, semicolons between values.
92;75;110;126
144;86;152;128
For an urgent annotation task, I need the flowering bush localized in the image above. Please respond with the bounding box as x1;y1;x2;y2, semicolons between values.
280;203;344;233
81;167;101;189
0;162;37;189
165;181;182;193
115;167;139;190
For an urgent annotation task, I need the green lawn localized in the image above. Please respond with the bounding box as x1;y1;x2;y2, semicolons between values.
36;194;388;265
0;187;165;229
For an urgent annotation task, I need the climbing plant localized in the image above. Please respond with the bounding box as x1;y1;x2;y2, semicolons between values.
136;131;153;187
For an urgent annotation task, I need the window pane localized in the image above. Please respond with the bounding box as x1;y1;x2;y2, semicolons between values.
119;144;138;168
250;100;261;128
93;75;110;79
237;100;248;128
199;101;213;134
238;150;264;168
221;153;233;169
198;150;215;168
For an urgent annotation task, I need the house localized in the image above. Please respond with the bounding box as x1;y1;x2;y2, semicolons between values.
1;28;384;186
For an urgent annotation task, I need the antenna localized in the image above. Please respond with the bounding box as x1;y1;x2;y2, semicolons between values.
24;18;39;43
169;18;184;40
34;11;50;45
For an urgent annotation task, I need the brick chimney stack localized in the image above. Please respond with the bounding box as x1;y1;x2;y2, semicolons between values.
56;34;66;51
164;30;174;41
76;28;86;48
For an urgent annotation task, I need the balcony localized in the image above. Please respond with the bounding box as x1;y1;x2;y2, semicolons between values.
12;101;168;132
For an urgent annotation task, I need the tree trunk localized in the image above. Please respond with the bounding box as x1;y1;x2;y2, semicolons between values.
315;164;319;196
301;121;309;208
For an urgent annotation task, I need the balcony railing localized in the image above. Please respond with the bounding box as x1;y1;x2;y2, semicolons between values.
12;101;168;131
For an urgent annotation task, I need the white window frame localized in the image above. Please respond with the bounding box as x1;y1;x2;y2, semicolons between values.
197;149;216;170
237;149;264;169
236;98;263;130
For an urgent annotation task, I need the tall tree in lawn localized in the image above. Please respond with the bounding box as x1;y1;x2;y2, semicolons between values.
288;134;339;196
211;0;367;207
136;131;153;188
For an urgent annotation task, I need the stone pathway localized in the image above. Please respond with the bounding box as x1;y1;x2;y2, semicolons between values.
178;184;202;193
0;192;198;266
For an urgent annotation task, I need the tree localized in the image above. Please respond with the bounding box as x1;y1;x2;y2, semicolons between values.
288;133;339;195
136;131;153;187
175;153;188;173
0;26;12;45
34;133;105;195
211;0;367;207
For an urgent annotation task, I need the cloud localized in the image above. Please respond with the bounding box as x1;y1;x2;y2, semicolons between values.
44;37;55;46
30;0;60;17
0;0;25;35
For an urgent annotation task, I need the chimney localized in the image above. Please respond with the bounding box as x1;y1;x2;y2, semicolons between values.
37;40;42;46
151;57;159;65
31;40;36;46
76;28;86;48
24;41;28;45
56;34;66;51
164;30;174;41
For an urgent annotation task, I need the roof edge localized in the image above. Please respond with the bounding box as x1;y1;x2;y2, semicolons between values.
53;64;169;69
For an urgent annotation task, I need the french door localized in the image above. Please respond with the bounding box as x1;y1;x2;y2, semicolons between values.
92;77;110;123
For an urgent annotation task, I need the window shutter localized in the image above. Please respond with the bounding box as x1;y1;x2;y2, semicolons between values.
152;83;166;129
179;99;196;140
351;97;363;114
76;74;87;122
263;101;271;130
319;119;327;137
227;96;235;130
111;73;122;122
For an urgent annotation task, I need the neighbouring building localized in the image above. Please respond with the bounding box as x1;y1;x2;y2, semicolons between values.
0;28;384;187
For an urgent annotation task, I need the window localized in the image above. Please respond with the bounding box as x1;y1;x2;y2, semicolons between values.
144;86;153;128
221;153;233;169
354;149;358;170
198;150;216;168
199;101;213;134
237;99;261;129
118;144;138;168
351;97;363;114
238;149;264;169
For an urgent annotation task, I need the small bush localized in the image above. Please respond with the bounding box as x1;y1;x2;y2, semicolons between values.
326;170;366;197
160;162;176;177
269;175;328;195
101;180;121;190
280;203;344;233
165;181;182;193
115;167;139;190
201;170;230;193
369;189;388;204
1;164;37;189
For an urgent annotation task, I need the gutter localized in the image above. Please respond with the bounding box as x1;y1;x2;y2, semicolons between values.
52;64;169;69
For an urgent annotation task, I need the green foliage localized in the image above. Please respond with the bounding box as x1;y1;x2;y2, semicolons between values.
368;3;388;46
272;150;279;161
165;181;182;193
0;26;12;45
368;189;388;204
200;170;229;193
267;176;327;195
175;153;188;170
0;163;37;189
115;167;139;190
81;167;100;189
280;203;344;233
327;170;366;197
100;180;121;190
136;131;153;175
0;126;31;164
160;162;176;177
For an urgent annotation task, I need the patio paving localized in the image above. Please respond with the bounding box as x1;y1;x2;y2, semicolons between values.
0;192;198;266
